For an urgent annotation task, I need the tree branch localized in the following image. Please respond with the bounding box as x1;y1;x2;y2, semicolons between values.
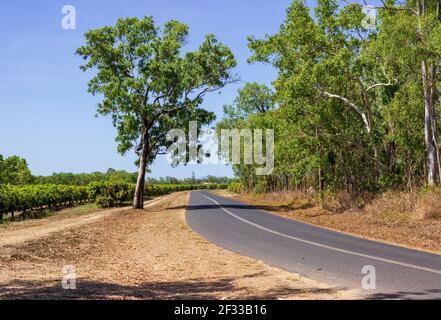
366;80;398;91
321;90;371;133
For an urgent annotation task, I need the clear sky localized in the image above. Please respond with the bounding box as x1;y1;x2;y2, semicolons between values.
0;0;309;179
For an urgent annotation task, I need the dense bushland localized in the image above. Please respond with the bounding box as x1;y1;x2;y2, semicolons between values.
218;0;441;202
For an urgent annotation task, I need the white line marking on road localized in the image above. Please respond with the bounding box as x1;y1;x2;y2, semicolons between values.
201;193;441;275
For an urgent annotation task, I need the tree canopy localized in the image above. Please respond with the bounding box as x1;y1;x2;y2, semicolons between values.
0;154;32;185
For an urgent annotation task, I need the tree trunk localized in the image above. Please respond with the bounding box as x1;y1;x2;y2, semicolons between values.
133;129;149;209
436;95;441;184
372;143;381;179
417;0;438;186
431;67;441;184
364;93;382;179
422;61;437;186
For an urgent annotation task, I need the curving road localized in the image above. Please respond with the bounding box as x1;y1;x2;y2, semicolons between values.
186;190;441;299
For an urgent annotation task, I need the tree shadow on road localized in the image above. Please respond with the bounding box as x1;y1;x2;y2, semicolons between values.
365;288;441;300
171;203;313;214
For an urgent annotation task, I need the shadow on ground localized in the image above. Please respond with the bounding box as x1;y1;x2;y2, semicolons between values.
365;288;441;300
0;273;343;300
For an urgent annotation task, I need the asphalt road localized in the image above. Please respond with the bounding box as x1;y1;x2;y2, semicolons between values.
186;190;441;299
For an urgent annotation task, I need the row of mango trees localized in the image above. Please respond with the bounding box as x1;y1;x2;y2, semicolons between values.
0;182;227;221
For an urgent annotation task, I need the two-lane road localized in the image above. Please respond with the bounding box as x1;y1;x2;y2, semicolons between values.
186;190;441;299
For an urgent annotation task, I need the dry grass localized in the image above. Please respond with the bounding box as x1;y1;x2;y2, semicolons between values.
215;188;441;254
240;189;374;214
363;189;441;221
416;189;441;219
249;190;314;210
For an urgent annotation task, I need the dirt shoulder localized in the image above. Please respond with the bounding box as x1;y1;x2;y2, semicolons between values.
0;191;355;300
0;205;109;248
213;190;441;255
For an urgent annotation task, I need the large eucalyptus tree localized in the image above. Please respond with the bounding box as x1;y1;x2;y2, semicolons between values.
77;17;237;208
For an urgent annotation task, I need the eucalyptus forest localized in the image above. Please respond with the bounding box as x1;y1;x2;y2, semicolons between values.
220;0;441;199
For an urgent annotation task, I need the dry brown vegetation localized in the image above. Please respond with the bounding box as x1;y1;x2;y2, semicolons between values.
0;191;354;300
215;188;441;254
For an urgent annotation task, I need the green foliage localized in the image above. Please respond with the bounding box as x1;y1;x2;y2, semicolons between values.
87;181;134;208
0;184;89;219
227;182;242;193
0;154;32;185
246;0;383;191
222;82;275;127
76;16;233;157
33;169;138;185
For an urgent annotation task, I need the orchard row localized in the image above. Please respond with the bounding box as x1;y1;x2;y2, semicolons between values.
0;182;227;220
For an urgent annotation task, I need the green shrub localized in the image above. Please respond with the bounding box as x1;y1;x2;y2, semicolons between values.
227;182;242;193
87;181;134;208
95;195;115;208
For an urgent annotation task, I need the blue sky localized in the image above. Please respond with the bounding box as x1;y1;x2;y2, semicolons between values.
0;0;306;178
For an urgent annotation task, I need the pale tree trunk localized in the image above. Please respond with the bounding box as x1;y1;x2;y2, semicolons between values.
372;144;381;178
417;0;439;186
435;0;441;184
432;113;441;184
436;94;441;183
422;61;437;186
431;66;441;184
365;99;382;178
133;128;149;209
